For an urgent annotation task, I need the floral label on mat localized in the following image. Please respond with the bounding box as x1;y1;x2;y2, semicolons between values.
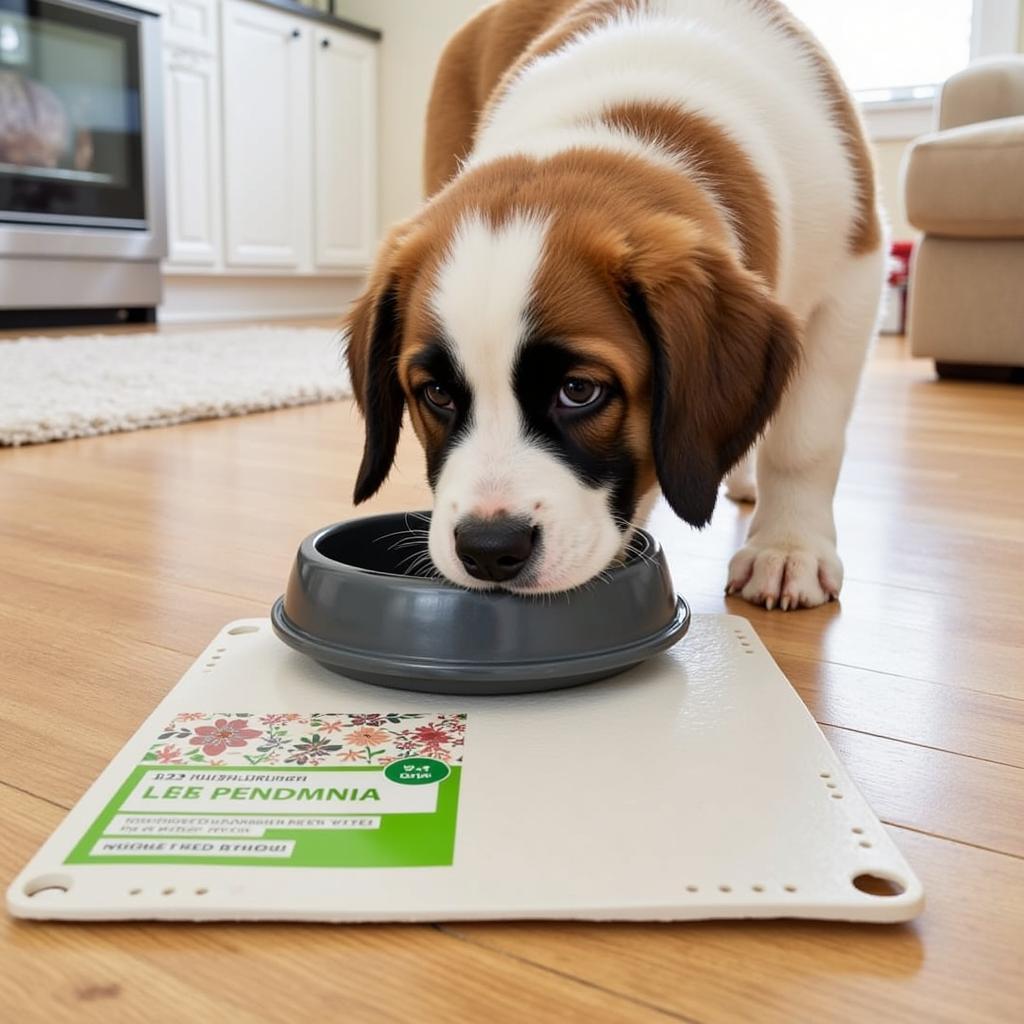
65;713;466;868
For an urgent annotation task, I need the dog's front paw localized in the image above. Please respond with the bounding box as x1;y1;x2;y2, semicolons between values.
726;537;842;611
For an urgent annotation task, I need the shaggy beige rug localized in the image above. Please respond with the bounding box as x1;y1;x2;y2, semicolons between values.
0;326;350;446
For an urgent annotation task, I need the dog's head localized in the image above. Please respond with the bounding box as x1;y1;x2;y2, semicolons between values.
345;166;799;592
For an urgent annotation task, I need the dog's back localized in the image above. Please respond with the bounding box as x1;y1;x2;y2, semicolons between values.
425;0;880;316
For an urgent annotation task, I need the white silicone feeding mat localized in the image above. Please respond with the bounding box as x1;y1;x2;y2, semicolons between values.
8;614;923;923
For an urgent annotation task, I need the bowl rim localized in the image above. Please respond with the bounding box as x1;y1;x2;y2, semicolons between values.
271;594;690;681
303;511;657;592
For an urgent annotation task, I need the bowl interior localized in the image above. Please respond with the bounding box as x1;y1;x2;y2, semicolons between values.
314;512;651;581
314;514;433;576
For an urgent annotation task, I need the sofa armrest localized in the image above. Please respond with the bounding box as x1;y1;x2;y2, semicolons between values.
939;56;1024;130
904;115;1024;237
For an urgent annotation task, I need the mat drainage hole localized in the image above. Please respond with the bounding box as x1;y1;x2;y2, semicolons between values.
826;783;837;789
852;873;905;898
128;888;142;896
161;887;175;896
718;885;732;893
859;841;873;849
23;874;72;898
820;772;831;779
227;625;259;636
216;647;226;653
752;884;765;893
685;885;699;893
831;793;844;799
195;887;209;896
852;827;865;835
205;663;217;669
784;885;798;893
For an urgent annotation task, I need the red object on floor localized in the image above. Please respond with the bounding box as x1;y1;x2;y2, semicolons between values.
889;240;913;287
884;240;914;334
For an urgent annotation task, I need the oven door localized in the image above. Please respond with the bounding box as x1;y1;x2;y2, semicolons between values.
0;0;164;260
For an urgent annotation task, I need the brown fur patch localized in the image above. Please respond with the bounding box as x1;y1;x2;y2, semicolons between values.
424;0;587;195
423;1;650;196
620;223;801;525
601;102;780;286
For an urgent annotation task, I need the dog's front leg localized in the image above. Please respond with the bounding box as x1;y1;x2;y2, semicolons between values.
727;249;885;610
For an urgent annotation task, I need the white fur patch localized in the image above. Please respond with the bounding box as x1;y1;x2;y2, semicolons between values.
427;213;624;592
431;212;548;399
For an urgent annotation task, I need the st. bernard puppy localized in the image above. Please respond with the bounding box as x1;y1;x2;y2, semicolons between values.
345;0;885;610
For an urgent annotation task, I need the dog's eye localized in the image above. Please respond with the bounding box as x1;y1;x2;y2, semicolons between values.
423;382;455;411
557;377;604;409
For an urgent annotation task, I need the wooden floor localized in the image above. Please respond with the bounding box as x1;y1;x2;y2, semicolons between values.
1;325;1022;1022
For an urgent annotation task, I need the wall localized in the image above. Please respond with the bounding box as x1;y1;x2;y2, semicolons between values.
875;140;917;241
337;0;487;231
340;0;1024;242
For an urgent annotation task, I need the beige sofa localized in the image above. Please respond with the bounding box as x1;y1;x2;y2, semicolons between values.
902;57;1024;377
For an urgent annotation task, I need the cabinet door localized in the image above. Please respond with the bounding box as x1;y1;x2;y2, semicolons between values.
163;47;222;268
164;0;218;56
313;27;377;269
221;0;312;269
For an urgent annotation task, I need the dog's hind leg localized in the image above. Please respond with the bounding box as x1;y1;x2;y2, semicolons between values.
727;246;885;609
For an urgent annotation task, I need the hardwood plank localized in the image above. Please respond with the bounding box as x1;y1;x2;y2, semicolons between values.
0;609;194;805
824;726;1024;857
0;404;427;604
443;829;1024;1024
0;786;681;1024
778;655;1024;768
0;556;268;655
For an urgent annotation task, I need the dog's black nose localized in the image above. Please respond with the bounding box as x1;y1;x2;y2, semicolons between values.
455;517;537;583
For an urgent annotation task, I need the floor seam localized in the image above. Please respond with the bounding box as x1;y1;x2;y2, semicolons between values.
1;779;71;813
818;723;1024;770
887;822;1024;861
776;651;1024;703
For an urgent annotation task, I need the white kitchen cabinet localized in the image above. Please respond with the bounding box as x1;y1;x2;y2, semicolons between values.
163;46;222;267
160;0;379;320
313;26;377;269
220;0;312;269
164;0;219;55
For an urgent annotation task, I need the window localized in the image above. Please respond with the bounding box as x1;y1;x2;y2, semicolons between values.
783;0;1021;137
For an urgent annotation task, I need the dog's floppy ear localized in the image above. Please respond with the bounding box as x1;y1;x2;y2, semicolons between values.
344;222;425;504
621;215;800;527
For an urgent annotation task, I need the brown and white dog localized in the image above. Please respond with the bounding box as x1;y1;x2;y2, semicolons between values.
345;0;885;609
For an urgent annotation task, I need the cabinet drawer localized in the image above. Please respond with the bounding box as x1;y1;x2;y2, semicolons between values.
164;0;219;55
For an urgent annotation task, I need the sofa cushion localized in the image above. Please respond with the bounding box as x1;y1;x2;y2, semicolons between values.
904;116;1024;238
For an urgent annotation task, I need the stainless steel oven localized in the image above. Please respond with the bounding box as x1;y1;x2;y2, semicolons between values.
0;0;165;326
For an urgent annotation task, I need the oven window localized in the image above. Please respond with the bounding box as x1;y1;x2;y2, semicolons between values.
0;0;145;227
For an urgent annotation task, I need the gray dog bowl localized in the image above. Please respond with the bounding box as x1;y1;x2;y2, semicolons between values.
271;512;689;695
